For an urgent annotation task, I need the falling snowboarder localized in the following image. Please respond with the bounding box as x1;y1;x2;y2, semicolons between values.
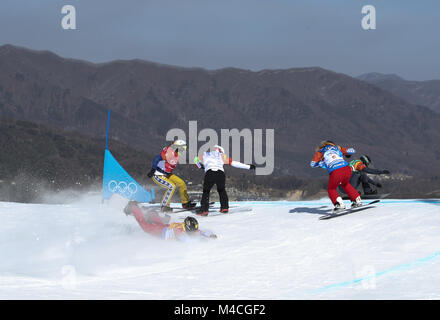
124;201;217;241
347;155;391;195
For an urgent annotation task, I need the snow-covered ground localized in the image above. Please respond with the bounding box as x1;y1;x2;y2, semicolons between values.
1;195;439;299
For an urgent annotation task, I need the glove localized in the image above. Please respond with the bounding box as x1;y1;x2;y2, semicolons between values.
382;170;390;174
345;154;352;158
376;183;382;188
147;169;155;178
249;164;256;170
194;156;204;169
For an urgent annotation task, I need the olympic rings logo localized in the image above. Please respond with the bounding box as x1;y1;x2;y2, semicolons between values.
107;180;138;198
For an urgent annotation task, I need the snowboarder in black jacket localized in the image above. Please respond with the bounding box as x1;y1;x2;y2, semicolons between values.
347;155;390;195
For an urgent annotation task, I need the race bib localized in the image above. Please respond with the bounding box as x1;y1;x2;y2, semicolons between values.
323;148;343;167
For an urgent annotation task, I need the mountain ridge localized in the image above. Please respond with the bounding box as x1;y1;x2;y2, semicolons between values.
357;72;440;114
1;44;440;178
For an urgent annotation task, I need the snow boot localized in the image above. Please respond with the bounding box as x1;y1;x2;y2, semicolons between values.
196;209;209;216
333;197;346;213
351;196;363;208
182;201;197;210
220;208;229;214
161;206;173;213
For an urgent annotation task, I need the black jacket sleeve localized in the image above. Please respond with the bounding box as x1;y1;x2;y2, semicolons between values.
362;167;384;175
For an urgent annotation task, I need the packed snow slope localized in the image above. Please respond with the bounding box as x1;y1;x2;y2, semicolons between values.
0;195;439;299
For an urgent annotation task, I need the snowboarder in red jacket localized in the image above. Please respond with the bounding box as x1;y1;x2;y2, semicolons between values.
124;201;217;241
146;140;196;212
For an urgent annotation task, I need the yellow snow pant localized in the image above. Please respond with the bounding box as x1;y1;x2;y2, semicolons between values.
152;174;190;207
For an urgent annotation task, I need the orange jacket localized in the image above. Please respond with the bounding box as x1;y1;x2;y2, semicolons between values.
350;159;367;173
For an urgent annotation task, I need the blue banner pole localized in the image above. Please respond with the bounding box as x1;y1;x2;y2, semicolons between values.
101;108;155;204
105;109;111;150
102;109;111;203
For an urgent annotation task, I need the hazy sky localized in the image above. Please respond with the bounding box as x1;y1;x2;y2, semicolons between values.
0;0;439;80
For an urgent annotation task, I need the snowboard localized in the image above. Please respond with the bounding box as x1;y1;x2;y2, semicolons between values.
170;202;215;213
177;205;253;219
319;200;380;220
342;193;390;200
201;205;253;216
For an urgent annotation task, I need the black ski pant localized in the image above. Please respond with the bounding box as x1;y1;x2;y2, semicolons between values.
340;172;375;194
200;170;228;211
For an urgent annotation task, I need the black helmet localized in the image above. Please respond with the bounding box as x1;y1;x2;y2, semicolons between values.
360;155;371;166
184;216;199;233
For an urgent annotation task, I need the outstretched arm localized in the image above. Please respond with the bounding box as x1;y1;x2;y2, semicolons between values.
200;229;217;239
339;146;356;156
223;154;255;170
363;167;385;175
194;153;205;169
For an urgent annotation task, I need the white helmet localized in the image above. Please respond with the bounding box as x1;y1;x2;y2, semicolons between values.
212;145;225;153
171;139;187;151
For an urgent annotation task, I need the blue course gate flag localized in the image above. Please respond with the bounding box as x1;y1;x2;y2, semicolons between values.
102;149;154;203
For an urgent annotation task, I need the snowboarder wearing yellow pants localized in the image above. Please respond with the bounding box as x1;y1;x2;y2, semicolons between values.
147;140;196;212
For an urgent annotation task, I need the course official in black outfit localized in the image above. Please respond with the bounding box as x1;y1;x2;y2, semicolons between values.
194;145;255;216
201;169;228;212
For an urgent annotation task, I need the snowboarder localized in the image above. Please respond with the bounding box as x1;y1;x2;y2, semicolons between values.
193;145;256;216
147;140;196;212
125;201;217;241
310;140;362;212
348;155;391;195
